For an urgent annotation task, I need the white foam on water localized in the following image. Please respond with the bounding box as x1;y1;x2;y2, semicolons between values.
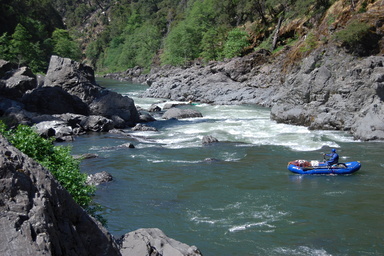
228;221;275;232
129;99;357;151
273;246;332;256
324;191;347;196
147;159;202;164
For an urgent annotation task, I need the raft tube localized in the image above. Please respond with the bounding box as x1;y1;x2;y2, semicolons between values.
287;161;361;175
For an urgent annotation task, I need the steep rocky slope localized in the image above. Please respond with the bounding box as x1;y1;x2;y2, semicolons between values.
107;0;384;141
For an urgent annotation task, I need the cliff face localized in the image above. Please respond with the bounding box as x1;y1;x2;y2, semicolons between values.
0;135;120;256
270;47;384;141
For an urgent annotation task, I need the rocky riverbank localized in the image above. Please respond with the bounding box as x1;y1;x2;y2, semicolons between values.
106;45;384;141
0;56;141;141
0;135;202;256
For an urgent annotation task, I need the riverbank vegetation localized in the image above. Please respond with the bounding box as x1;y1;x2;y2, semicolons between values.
0;122;106;225
0;0;381;73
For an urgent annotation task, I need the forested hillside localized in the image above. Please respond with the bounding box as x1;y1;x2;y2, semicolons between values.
0;0;382;73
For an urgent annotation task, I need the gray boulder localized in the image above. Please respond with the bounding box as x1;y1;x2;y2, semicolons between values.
119;228;202;256
89;90;139;127
34;120;74;141
132;123;158;131
0;66;37;99
44;55;99;104
80;115;114;132
148;104;162;112
139;112;156;122
0;135;121;256
45;56;140;127
87;171;113;186
162;108;203;120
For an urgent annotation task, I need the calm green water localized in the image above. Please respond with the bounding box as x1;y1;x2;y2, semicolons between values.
67;79;384;255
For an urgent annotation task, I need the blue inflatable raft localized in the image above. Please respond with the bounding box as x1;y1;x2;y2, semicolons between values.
287;160;361;175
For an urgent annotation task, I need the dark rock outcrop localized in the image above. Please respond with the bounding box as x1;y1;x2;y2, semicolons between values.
45;56;140;128
0;65;37;100
0;135;121;256
22;86;90;115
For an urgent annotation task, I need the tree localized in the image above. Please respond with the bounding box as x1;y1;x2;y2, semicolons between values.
52;29;82;60
10;24;34;67
0;33;12;61
200;27;225;61
223;28;250;58
161;21;201;65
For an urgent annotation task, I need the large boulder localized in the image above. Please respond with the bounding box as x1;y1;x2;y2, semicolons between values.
44;55;99;104
119;228;202;256
0;135;121;256
34;120;74;141
22;86;90;115
89;90;139;127
87;171;113;186
44;56;140;127
0;65;37;100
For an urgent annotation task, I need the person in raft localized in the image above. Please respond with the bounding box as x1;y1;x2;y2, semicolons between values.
324;149;339;166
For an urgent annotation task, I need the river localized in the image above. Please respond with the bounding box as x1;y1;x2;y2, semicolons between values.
66;78;384;255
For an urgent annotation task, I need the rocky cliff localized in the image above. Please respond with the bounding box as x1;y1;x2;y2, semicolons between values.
0;134;120;256
110;45;383;141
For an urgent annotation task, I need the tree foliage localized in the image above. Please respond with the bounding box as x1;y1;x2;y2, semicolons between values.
223;28;250;59
1;0;379;72
52;29;82;61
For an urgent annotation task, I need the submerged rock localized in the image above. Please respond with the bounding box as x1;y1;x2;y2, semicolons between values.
87;171;113;186
202;135;219;144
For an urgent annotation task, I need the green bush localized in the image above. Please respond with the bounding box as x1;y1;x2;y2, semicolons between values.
223;28;250;58
0;123;106;225
334;20;371;47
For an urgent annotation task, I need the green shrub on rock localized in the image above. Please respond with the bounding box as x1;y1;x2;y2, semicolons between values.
334;20;373;55
0;122;106;225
